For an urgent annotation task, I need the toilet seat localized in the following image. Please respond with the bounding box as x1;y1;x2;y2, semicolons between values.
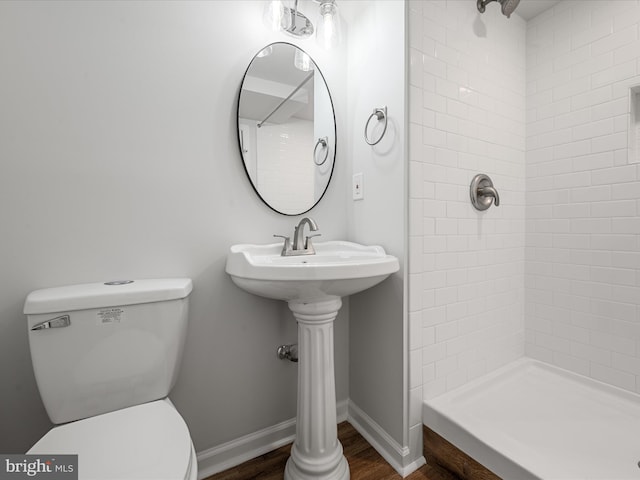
28;399;196;480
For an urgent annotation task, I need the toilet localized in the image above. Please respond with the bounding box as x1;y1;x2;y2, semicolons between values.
23;278;197;480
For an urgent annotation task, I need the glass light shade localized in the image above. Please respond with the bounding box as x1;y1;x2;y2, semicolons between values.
316;1;341;50
294;49;313;71
263;0;290;31
257;45;274;58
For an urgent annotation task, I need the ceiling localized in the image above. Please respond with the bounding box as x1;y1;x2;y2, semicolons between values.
515;0;562;21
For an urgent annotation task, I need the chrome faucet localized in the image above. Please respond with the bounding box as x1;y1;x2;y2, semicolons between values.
293;217;318;251
274;217;320;256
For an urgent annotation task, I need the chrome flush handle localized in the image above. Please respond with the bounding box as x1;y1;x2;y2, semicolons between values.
31;315;71;331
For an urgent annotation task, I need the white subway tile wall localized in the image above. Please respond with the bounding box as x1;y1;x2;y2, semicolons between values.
409;0;640;404
526;0;640;393
408;0;527;401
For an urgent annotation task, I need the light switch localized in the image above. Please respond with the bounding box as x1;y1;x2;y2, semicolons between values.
353;173;364;200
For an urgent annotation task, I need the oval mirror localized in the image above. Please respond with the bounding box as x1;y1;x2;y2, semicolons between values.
237;42;336;215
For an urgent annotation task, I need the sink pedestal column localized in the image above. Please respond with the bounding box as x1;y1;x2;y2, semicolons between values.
284;297;350;480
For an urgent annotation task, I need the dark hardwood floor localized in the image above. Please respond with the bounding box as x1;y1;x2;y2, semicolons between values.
204;422;460;480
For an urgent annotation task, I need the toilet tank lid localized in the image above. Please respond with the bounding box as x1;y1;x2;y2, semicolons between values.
24;278;193;315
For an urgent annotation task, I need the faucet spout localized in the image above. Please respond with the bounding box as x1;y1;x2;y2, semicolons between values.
293;217;319;251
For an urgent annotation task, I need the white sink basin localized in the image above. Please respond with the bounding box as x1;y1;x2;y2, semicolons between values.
226;239;399;479
225;240;399;302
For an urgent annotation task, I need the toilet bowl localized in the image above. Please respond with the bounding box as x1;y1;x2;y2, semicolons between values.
24;279;197;480
28;400;197;480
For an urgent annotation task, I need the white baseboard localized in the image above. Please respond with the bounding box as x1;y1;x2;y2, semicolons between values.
347;400;425;477
196;399;349;479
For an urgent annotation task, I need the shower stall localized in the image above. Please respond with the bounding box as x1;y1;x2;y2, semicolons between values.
408;0;640;477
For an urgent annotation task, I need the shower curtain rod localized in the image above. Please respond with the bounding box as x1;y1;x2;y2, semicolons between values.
257;71;314;128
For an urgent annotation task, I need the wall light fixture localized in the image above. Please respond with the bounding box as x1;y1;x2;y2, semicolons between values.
263;0;341;49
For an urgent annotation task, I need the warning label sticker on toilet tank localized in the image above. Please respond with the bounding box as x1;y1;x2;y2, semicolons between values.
97;307;125;324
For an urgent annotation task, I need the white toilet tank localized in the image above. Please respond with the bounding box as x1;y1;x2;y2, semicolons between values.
24;278;193;425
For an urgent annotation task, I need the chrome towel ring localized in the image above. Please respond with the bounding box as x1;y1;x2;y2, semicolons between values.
364;106;388;146
314;137;329;166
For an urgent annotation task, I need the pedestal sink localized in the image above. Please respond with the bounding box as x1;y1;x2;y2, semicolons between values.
225;241;399;480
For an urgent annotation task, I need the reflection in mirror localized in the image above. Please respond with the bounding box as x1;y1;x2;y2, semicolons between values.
237;43;336;215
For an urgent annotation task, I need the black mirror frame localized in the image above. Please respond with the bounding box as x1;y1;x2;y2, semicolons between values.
236;42;337;216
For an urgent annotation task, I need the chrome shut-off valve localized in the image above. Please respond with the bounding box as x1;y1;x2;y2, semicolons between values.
277;344;298;363
470;174;500;211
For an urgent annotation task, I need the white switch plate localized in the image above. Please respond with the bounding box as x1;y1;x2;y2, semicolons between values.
353;173;364;200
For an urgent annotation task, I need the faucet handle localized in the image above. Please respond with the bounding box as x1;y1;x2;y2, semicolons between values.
304;233;321;250
273;235;292;256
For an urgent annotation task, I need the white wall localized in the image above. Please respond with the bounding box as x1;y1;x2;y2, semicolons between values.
0;0;351;454
342;0;420;472
408;0;527;401
525;0;640;393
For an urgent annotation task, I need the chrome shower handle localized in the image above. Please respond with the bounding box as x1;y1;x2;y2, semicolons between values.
470;174;500;211
478;186;500;206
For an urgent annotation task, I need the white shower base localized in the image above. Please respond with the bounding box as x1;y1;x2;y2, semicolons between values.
423;358;640;479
